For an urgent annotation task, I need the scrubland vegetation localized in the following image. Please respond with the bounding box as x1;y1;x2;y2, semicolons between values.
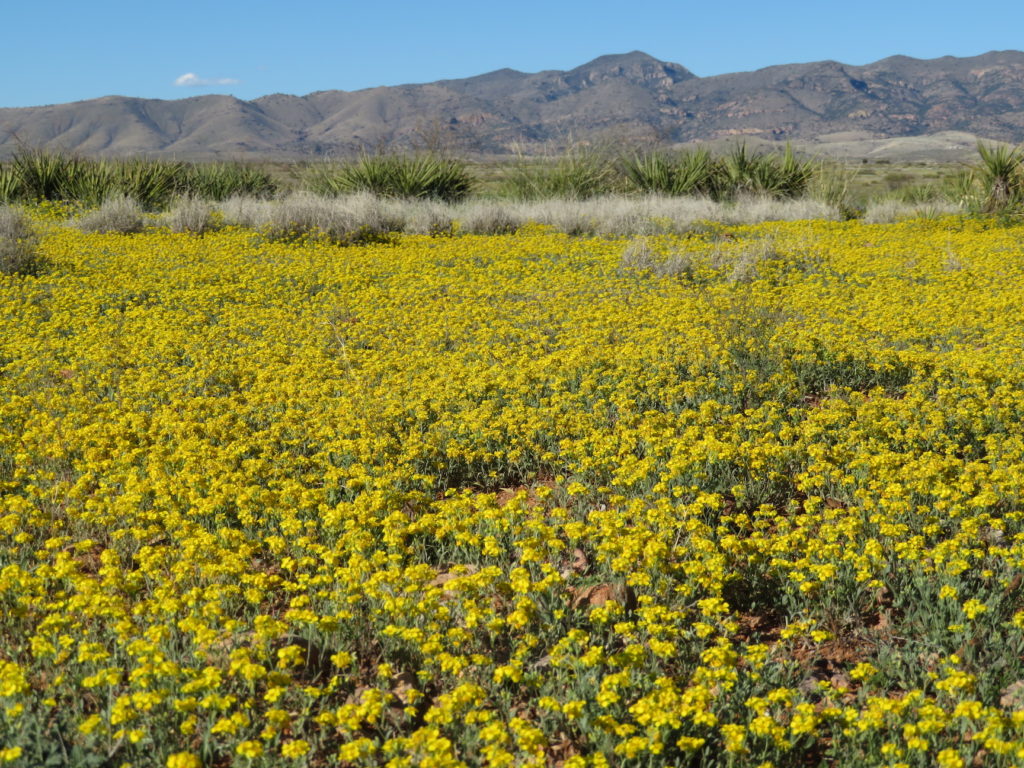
1;143;1024;767
2;141;1022;230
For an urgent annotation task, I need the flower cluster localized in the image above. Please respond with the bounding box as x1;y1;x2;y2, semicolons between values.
1;216;1024;766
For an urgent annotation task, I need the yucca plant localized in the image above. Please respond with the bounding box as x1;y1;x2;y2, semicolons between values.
723;143;815;199
308;154;473;202
61;160;119;207
0;165;21;203
946;169;982;211
975;142;1024;214
183;162;277;201
113;159;185;210
622;148;724;197
10;149;85;201
500;147;621;200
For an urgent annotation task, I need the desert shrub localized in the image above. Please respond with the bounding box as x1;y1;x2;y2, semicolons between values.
402;200;457;236
164;197;219;234
454;201;523;234
224;193;401;245
74;194;147;234
307;154;473;202
218;195;271;230
721;195;839;224
0;205;43;275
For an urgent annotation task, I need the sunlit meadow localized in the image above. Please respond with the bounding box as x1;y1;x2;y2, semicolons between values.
3;211;1024;767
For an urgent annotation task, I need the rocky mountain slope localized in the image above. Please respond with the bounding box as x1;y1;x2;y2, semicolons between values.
1;50;1022;158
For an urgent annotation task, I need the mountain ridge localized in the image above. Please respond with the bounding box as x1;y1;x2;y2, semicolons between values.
2;50;1023;158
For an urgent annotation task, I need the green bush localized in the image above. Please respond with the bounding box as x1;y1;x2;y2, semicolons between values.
0;166;21;203
182;163;277;201
622;148;724;197
975;142;1023;215
10;149;84;201
499;147;621;200
722;143;815;200
307;154;473;202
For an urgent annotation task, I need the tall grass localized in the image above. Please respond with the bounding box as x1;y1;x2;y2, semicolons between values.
307;154;473;202
10;150;82;201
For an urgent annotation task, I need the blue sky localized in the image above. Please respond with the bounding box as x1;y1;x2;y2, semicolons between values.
3;0;1023;108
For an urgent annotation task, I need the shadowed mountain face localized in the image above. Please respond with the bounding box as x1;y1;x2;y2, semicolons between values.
2;50;1023;158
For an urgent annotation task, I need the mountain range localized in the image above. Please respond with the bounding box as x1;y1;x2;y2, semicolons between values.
1;50;1023;159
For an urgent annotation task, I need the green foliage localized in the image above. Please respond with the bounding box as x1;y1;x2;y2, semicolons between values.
621;148;724;197
307;154;473;202
1;150;277;209
975;142;1024;215
10;149;84;201
182;162;277;201
722;143;816;199
810;162;860;219
942;144;1024;220
0;166;21;203
500;147;622;200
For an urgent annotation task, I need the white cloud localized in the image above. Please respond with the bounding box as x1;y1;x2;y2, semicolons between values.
173;72;240;87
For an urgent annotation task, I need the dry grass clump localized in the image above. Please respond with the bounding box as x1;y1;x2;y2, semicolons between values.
0;205;42;275
74;194;147;234
863;199;962;224
453;202;525;235
209;193;842;239
621;234;788;284
220;193;403;245
401;201;457;236
164;197;219;234
495;195;838;234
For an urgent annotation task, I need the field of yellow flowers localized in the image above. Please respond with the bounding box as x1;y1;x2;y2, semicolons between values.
3;214;1024;767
